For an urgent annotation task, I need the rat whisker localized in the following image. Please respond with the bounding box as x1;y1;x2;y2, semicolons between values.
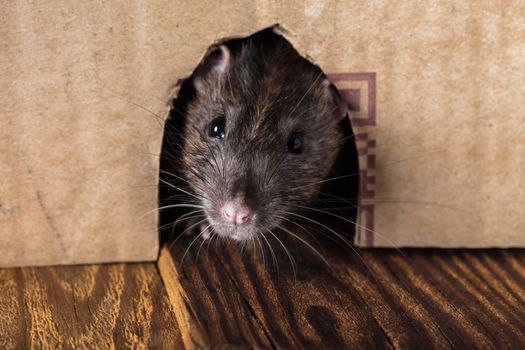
158;187;202;201
289;172;361;191
137;151;181;164
160;211;205;231
180;224;211;266
265;228;297;282
313;205;360;210
162;192;201;204
154;203;204;212
102;93;197;156
283;211;373;274
159;169;193;184
294;149;460;192
168;103;187;121
295;205;406;258
275;223;330;269
102;92;166;126
275;214;323;252
158;178;204;202
166;217;206;252
316;191;359;208
260;231;279;275
195;227;212;264
206;229;218;255
316;194;475;215
169;218;209;252
159;172;208;196
255;231;266;267
166;211;206;243
144;203;204;217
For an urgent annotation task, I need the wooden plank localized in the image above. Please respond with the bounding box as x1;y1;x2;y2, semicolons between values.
158;243;274;349
158;228;525;349
0;263;183;349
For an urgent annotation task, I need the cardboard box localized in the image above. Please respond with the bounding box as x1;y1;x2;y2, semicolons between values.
2;1;524;266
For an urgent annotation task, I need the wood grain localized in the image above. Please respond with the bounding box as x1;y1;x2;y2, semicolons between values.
0;263;183;349
159;229;525;349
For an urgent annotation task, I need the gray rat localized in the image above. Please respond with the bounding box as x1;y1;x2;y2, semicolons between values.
160;27;354;244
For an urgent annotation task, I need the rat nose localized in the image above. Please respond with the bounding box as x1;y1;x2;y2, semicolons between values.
222;200;252;225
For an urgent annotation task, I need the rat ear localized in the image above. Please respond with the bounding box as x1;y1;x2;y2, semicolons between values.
192;45;231;94
322;79;348;120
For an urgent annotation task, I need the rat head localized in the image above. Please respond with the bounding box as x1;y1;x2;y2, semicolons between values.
179;30;348;242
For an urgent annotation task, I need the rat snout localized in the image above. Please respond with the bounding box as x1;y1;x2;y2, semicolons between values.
221;200;253;225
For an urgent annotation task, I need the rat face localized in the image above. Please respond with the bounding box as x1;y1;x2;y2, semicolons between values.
179;32;347;242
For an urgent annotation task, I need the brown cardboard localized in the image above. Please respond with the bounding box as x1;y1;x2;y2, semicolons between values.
1;1;524;267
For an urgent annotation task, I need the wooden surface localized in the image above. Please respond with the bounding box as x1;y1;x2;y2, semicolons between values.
159;232;525;349
2;237;525;349
0;263;183;349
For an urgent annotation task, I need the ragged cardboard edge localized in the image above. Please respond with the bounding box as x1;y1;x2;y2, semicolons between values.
162;22;366;248
166;22;313;100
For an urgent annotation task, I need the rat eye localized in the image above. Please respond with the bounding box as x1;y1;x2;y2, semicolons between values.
208;115;226;139
287;133;303;154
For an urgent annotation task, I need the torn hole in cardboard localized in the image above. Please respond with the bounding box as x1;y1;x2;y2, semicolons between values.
158;25;362;251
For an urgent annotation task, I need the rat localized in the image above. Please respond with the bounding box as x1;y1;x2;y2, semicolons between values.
160;27;356;244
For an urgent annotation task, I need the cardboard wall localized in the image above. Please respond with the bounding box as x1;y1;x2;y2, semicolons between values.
1;1;524;266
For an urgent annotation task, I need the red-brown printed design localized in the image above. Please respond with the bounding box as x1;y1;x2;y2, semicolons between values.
328;73;377;247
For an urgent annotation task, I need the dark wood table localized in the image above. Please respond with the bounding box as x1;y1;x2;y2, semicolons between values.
2;233;525;349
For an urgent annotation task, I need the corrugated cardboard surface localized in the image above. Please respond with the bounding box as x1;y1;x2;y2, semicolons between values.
1;1;524;266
